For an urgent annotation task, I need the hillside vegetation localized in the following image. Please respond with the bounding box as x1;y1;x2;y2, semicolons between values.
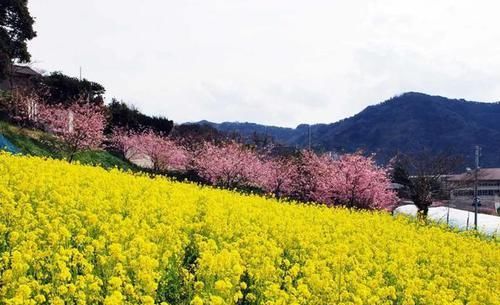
0;120;137;170
0;154;498;305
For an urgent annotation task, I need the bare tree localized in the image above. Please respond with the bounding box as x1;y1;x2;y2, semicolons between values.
392;151;463;219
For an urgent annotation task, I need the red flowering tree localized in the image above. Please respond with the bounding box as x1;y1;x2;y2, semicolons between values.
39;102;106;162
192;141;264;189
326;154;397;210
110;129;189;172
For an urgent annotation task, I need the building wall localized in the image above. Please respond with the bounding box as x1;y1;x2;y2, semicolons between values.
0;78;10;91
450;181;500;214
0;75;38;91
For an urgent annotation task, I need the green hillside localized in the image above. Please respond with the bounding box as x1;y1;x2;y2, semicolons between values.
0;120;138;170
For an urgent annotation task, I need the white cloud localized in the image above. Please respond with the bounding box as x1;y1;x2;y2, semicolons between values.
28;0;500;127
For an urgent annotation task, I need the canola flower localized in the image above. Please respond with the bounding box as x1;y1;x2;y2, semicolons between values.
0;153;498;305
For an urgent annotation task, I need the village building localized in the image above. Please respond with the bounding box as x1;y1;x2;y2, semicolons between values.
446;168;500;214
0;64;41;91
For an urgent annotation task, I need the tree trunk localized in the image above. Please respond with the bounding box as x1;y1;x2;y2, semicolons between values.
417;205;429;222
68;147;78;163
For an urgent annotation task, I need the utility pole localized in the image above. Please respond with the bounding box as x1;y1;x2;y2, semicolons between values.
447;203;456;226
473;145;481;230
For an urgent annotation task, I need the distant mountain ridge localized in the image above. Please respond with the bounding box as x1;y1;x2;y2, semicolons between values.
196;92;500;167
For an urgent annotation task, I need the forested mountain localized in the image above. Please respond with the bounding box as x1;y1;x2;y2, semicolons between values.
200;92;500;166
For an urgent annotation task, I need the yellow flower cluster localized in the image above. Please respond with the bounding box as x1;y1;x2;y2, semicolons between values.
0;153;498;305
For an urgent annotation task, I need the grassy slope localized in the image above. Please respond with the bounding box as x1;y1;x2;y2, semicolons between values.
0;120;139;171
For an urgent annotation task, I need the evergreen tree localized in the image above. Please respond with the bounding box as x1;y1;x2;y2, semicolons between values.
0;0;36;80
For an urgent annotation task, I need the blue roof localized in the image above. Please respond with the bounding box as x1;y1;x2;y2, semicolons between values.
0;134;20;154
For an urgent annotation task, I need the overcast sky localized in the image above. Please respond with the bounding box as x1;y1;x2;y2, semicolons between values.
28;0;500;127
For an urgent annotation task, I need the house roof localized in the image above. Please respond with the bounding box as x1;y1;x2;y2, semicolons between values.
447;168;500;181
12;65;41;76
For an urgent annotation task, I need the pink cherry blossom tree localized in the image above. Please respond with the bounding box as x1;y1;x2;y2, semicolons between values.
257;157;297;198
108;127;138;159
192;141;264;189
5;89;43;127
326;153;397;210
279;150;396;209
39;102;106;162
287;150;333;203
110;129;189;172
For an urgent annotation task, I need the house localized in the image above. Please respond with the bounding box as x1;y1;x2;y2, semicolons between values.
446;168;500;214
0;65;41;91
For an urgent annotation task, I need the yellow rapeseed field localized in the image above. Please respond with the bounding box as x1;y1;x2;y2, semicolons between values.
0;154;498;305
